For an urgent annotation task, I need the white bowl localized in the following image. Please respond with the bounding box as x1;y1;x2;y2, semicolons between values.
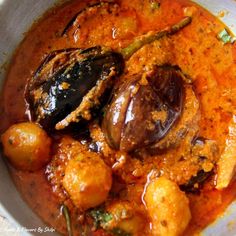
0;0;236;235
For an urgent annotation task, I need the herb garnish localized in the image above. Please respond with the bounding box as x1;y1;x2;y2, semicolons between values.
90;208;113;229
90;208;132;236
218;28;236;44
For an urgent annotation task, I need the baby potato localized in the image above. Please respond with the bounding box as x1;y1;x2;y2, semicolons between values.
1;122;52;171
144;177;191;236
103;201;145;235
63;152;112;210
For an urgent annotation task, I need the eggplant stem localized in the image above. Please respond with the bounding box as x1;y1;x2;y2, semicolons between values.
62;204;73;236
120;16;192;60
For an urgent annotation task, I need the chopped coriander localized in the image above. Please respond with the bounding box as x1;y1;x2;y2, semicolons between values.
103;213;113;223
90;209;133;236
218;28;236;44
90;209;113;229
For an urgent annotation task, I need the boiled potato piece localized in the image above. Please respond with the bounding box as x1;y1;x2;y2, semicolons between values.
63;152;112;210
103;201;145;235
144;177;191;236
1;122;52;171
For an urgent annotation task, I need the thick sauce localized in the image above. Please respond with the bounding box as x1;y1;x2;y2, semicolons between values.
1;0;236;235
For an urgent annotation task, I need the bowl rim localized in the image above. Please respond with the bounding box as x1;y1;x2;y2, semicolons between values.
0;0;236;235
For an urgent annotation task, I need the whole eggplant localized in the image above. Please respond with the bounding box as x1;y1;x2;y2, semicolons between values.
25;46;124;130
102;65;184;152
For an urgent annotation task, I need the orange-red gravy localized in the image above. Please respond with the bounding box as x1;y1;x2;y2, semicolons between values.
1;0;236;235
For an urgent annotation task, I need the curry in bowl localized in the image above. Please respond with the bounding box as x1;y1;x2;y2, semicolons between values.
1;0;236;235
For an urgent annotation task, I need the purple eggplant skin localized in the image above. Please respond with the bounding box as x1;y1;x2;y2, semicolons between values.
102;65;184;152
180;169;213;194
25;46;124;130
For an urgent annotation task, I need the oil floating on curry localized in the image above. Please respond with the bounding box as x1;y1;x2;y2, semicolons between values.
1;0;236;235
